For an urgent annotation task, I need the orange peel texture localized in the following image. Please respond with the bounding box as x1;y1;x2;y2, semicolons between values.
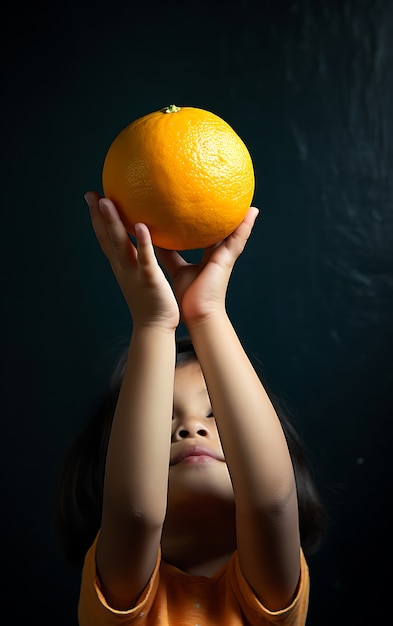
102;105;255;250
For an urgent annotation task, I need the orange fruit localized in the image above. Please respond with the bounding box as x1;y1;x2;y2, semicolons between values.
102;104;255;250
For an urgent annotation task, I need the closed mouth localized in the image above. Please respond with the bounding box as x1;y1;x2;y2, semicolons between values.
170;445;223;466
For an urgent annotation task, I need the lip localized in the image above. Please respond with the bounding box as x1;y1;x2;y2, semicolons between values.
170;444;224;466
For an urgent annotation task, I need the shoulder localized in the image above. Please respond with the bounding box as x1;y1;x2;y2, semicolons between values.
227;549;310;624
78;534;161;624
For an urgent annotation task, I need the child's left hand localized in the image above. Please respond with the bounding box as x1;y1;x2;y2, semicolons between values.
156;207;259;326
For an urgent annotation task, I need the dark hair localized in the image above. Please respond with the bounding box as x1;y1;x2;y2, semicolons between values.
54;336;325;568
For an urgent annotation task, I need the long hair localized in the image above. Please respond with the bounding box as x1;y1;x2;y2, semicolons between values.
54;336;325;568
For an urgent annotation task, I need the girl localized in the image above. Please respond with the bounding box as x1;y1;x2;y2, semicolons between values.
57;192;325;625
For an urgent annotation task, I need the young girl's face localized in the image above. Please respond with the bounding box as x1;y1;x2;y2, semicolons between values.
168;359;234;506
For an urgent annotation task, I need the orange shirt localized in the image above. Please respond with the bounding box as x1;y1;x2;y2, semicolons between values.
78;535;309;625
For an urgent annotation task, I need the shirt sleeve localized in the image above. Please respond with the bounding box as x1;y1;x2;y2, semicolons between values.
77;533;161;626
228;548;310;625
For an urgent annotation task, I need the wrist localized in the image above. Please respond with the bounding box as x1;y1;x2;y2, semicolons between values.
183;308;228;334
132;321;178;335
130;307;179;333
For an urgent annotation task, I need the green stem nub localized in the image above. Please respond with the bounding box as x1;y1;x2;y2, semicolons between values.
163;104;181;113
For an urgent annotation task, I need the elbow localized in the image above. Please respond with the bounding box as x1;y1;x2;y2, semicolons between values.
103;492;167;532
237;474;298;516
124;500;167;531
268;480;298;515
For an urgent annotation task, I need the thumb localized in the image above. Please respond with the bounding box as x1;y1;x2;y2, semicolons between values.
223;206;259;259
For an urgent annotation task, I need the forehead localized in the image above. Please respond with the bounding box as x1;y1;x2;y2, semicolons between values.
174;360;206;393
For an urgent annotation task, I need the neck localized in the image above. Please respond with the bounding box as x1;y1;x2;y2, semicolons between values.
161;499;236;577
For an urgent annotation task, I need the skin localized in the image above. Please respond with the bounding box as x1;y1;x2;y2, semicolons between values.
85;191;301;613
163;359;237;577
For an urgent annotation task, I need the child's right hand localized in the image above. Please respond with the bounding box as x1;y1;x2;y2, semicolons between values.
85;192;179;331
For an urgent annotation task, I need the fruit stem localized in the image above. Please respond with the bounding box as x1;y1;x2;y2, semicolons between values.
163;104;181;113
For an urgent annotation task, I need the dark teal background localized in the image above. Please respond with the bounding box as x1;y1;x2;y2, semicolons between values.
2;1;392;623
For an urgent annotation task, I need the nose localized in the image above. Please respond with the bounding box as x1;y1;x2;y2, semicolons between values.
172;417;210;441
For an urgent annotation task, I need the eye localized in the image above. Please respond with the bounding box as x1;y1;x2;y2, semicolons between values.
207;411;214;418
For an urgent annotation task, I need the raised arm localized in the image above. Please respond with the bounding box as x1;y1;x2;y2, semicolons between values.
85;192;179;610
157;208;301;611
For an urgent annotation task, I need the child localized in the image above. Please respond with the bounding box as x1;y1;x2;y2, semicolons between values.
57;191;325;625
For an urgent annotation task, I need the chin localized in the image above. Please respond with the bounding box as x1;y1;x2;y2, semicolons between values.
168;467;234;504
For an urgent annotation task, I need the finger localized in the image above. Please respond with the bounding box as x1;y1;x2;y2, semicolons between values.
85;191;113;258
243;206;260;227
222;206;259;258
134;223;158;269
200;240;221;265
85;190;102;209
155;247;188;279
98;198;137;264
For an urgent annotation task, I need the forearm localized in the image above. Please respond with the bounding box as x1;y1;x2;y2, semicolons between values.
188;313;296;511
164;206;301;608
102;325;176;526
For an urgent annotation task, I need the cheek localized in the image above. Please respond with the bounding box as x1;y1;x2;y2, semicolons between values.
213;426;225;454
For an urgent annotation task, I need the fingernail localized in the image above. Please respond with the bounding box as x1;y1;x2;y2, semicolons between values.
84;193;92;208
134;223;143;237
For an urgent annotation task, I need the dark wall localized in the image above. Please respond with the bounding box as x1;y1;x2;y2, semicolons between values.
2;1;392;623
